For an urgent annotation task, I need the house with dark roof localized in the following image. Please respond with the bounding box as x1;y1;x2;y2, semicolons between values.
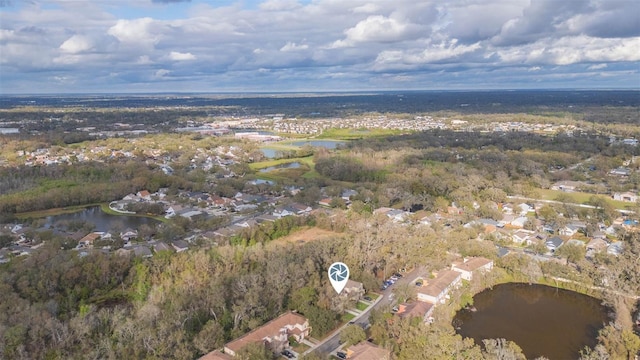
545;236;564;252
172;240;189;252
223;311;310;357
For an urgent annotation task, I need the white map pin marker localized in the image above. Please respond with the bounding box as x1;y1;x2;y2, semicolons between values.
328;262;350;294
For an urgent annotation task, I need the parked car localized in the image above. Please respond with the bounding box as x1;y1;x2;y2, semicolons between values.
337;351;347;359
381;284;388;290
363;296;372;301
281;349;295;359
394;273;403;278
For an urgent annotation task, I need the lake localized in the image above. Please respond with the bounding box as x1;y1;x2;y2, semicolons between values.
453;283;609;359
45;206;160;232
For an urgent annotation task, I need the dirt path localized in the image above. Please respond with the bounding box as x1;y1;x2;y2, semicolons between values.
269;227;345;246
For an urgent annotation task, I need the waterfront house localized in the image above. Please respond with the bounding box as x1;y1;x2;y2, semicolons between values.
417;270;462;304
451;257;494;281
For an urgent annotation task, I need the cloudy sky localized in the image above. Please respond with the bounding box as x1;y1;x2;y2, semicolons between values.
1;0;639;93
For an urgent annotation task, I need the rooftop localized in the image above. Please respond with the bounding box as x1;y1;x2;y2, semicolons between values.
225;311;308;354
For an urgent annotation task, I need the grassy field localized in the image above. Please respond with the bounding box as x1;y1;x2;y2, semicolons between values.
317;128;404;140
15;203;98;219
536;189;632;210
356;301;368;311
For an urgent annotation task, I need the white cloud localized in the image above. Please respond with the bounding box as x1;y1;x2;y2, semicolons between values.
259;0;301;11
332;15;420;48
169;51;196;61
108;18;160;46
496;36;640;65
153;69;171;79
59;35;93;53
280;41;308;52
588;63;607;70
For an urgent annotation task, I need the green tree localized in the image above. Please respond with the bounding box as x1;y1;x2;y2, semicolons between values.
340;324;366;347
235;342;274;360
556;243;586;265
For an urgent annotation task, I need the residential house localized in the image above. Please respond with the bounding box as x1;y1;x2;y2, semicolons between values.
559;224;581;237
78;232;101;249
451;257;494;281
342;279;365;300
586;238;608;256
607;242;624;256
610;167;631;176
396;301;435;323
345;341;391;360
550;181;584;192
613;192;638;203
512;230;534;245
318;198;333;207
416;270;462;304
273;206;295;218
120;228;138;242
153;241;172;253
179;209;205;220
199;350;232;360
341;189;357;201
518;203;534;216
223;311;310;357
235;219;259;229
137;190;152;200
172;240;189;253
133;245;153;258
545;237;564;252
476;218;499;234
510;216;528;228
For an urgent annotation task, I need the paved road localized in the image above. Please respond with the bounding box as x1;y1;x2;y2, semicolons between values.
310;267;425;356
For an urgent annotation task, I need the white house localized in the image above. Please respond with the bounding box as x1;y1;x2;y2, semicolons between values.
451;257;494;281
417;270;462;304
613;192;638;203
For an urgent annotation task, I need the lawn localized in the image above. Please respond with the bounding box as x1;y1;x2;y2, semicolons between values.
291;342;310;354
356;301;368;311
536;189;630;210
341;313;355;323
317;128;404;140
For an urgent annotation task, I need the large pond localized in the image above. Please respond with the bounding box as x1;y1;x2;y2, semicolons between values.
259;162;301;172
453;283;609;360
45;206;160;232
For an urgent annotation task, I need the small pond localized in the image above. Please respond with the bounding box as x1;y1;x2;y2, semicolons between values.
259;162;301;173
291;140;346;149
260;148;279;158
45;206;160;232
453;283;609;360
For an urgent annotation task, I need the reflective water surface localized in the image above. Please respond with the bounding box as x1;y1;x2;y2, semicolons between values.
454;283;609;360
